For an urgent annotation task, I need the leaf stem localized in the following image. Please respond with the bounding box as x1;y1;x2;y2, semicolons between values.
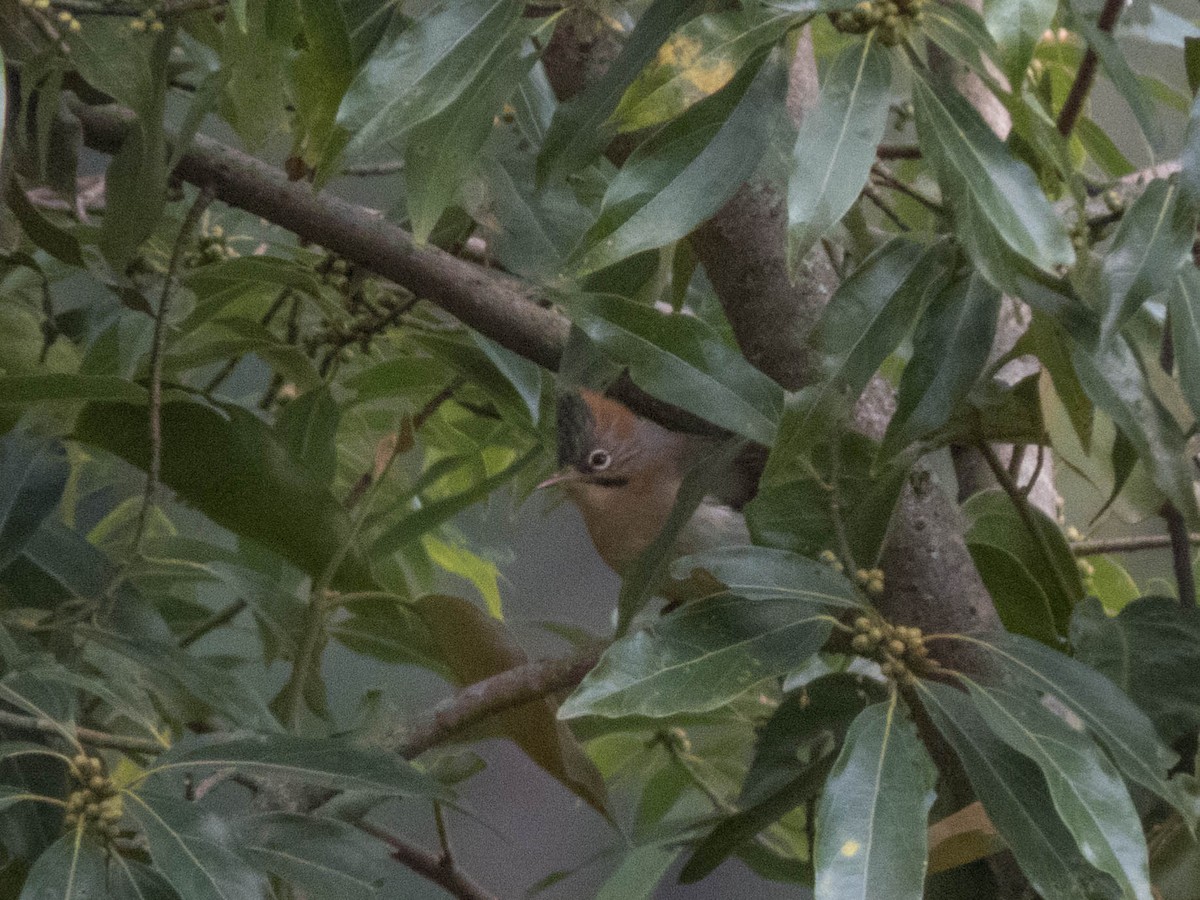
178;597;249;648
1069;532;1200;556
357;819;497;900
0;708;162;754
1161;503;1197;608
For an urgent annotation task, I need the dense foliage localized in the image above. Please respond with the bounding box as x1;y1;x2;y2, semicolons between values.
1;0;1199;897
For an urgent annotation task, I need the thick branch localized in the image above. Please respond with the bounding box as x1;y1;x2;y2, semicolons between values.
391;647;602;760
68;99;569;373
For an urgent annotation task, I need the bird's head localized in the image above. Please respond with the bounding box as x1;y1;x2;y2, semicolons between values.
538;389;688;492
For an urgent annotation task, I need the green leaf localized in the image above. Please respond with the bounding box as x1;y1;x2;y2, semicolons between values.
1079;554;1139;613
154;733;450;799
275;385;340;485
565;294;783;444
337;0;523;165
233;813;387;900
882;271;1001;456
1098;178;1194;340
559;595;834;719
369;447;537;558
181;256;323;333
1071;596;1200;745
813;697;937;900
1071;334;1200;524
3;178;83;267
962;677;1152;900
918;680;1122;899
937;631;1193;821
681;673;882;882
572;49;788;276
82;629;277;731
594;843;678;900
537;0;701;184
982;0;1057;86
964;490;1082;641
1070;10;1165;152
750;433;911;566
1187;37;1200;96
670;546;864;609
611;9;798;132
0;432;68;573
123;793;267;900
415;595;609;816
74;399;378;591
912;72;1074;275
0;784;59;814
1076;116;1136;178
1182;93;1200;215
787;36;892;268
17;830;108;900
617;438;746;631
1167;265;1200;424
0;374;147;407
107;855;181;900
404;15;544;242
765;240;948;475
291;0;355;173
922;2;1006;94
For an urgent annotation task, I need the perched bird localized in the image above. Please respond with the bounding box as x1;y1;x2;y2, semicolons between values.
538;389;752;583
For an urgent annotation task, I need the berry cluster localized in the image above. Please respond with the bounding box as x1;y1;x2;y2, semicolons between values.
63;754;123;842
853;566;885;597
829;0;927;47
850;616;938;686
129;6;165;32
188;225;237;267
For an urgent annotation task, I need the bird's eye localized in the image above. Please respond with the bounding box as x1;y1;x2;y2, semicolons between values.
588;449;612;471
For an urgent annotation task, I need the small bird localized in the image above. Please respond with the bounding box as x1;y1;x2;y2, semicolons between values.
538;389;752;584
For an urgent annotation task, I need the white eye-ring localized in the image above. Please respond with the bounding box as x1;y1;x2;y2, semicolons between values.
588;449;612;470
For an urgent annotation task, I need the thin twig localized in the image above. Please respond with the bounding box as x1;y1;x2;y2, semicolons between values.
357;820;497;900
870;164;943;213
977;442;1079;606
392;647;603;760
1070;532;1200;556
1017;443;1046;500
433;802;454;867
178;597;248;648
861;184;910;231
203;287;292;395
51;0;225;16
877;144;921;160
341;160;406;177
129;187;214;561
0;708;163;754
1056;0;1126;137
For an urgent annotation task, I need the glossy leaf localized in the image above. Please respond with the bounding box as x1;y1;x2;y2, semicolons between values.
962;677;1152;900
963;490;1082;642
233;812;388;900
559;595;834;719
290;0;355;173
0;431;68;573
1071;596;1200;745
337;0;523;164
537;0;701;183
154;733;450;799
787;35;892;268
1071;11;1165;152
912;72;1074;275
108;855;182;900
17;830;107;900
610;9;798;132
938;630;1193;821
3;179;83;267
74;399;379;591
565;294;783;445
813;697;937;900
882;271;1001;456
670;546;864;609
1181;92;1200;214
415;595;609;816
918;681;1122;899
1098;178;1194;340
1167;265;1200;424
124;792;267;900
921;2;1006;94
594;843;678;900
1071;335;1200;524
572;50;787;276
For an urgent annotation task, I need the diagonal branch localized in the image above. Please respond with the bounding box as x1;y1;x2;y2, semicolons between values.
1056;0;1126;137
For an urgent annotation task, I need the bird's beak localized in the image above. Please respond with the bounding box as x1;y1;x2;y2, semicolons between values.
536;470;580;490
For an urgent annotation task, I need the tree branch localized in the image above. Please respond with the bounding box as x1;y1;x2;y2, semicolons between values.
1056;0;1126;137
391;647;603;760
1070;532;1200;556
357;819;497;900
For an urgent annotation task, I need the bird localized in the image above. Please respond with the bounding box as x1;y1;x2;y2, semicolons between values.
537;389;752;596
